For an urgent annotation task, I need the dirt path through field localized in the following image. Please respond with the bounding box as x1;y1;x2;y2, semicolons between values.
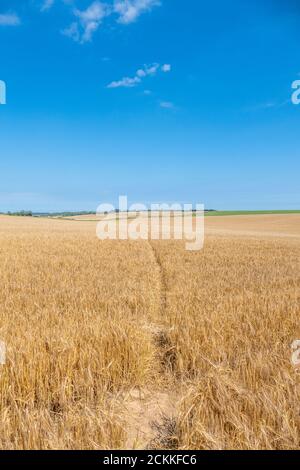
119;241;180;450
121;388;178;449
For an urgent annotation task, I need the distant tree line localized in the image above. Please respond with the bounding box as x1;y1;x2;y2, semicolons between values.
7;210;33;217
49;211;95;218
5;211;96;218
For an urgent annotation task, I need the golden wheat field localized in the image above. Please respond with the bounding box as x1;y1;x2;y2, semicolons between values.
0;214;299;450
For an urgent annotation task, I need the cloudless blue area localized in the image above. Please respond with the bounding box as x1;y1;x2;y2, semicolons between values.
0;0;300;211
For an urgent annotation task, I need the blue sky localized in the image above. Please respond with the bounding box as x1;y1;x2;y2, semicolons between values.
0;0;300;212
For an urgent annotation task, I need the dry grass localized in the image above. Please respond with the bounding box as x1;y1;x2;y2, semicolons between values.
0;214;299;449
153;236;300;449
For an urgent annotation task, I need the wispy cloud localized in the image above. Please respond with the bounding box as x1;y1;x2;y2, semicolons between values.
161;63;171;72
75;1;109;42
41;0;55;12
107;63;170;89
0;12;20;26
114;0;160;24
62;22;80;42
245;99;290;112
107;76;142;88
62;0;162;43
63;1;110;43
1;1;161;41
160;101;175;109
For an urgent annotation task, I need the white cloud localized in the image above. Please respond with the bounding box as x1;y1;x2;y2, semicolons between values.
61;0;161;44
0;12;20;26
62;22;80;42
114;0;160;24
41;0;55;12
144;63;160;75
160;101;174;109
161;64;171;72
75;1;109;42
63;1;110;44
107;76;141;88
75;2;108;24
137;69;146;78
107;62;169;88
